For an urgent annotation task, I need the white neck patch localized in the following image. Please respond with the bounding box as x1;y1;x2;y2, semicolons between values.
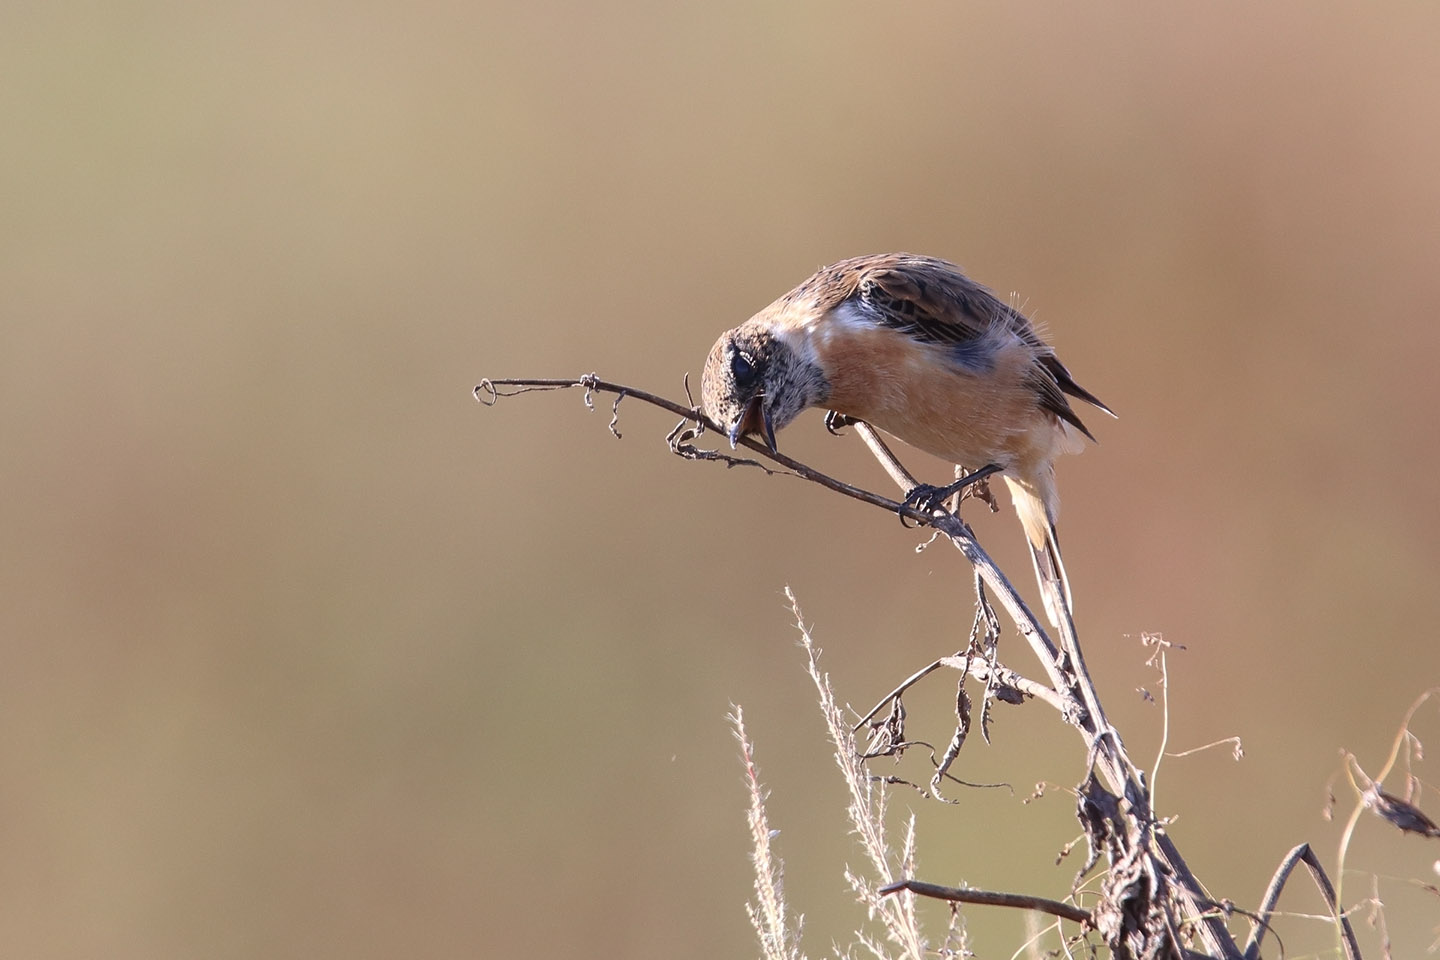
772;322;820;370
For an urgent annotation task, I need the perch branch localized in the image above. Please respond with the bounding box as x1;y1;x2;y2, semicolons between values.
847;423;1236;958
477;376;935;522
479;373;1244;960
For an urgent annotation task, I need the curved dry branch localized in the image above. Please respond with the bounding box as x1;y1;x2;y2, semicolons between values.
1243;843;1360;960
477;376;930;520
478;372;1247;960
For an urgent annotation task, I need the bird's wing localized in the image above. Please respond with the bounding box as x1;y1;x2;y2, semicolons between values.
850;254;1016;349
845;255;1111;437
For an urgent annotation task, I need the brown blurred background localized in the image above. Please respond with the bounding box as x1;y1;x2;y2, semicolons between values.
4;2;1439;957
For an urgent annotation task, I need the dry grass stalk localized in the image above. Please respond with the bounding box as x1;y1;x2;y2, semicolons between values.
731;705;807;960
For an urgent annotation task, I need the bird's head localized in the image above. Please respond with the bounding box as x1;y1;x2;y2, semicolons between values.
700;322;828;453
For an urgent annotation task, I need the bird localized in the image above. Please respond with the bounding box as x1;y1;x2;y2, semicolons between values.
700;253;1113;629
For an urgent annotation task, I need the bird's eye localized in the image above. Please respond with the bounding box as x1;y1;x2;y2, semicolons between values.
732;352;756;386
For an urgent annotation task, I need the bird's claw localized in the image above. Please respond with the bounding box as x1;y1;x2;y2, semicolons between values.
899;483;951;527
823;410;858;436
898;464;1004;527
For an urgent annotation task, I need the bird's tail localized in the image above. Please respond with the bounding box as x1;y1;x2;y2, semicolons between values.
1004;472;1072;630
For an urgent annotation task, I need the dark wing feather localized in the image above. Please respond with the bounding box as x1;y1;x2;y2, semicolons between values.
1037;354;1114;418
852;254;1013;348
1026;364;1099;442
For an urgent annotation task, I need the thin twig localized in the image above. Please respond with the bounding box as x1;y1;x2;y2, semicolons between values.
1335;687;1440;912
1166;738;1245;761
852;658;948;730
477;376;937;522
880;879;1092;925
1243;843;1361;960
850;655;1064;732
1151;647;1172;812
938;656;1066;713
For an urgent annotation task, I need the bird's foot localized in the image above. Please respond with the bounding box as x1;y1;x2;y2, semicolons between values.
823;410;858;436
899;464;1003;525
901;482;955;518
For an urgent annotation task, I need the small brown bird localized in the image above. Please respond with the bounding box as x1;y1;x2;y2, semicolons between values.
701;253;1113;628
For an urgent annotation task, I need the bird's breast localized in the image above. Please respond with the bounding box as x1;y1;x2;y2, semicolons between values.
812;324;1062;469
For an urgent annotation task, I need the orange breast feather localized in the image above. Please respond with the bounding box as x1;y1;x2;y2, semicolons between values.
814;323;1064;470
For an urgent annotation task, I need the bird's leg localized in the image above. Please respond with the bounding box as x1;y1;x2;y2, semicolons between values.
901;464;1003;519
823;410;859;436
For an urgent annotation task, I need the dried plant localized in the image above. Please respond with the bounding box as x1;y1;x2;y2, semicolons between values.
479;373;1440;960
791;587;927;960
732;705;807;960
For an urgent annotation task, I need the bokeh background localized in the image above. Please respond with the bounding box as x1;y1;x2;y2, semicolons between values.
5;2;1439;957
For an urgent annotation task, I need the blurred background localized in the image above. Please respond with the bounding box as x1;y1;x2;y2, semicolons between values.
4;2;1438;956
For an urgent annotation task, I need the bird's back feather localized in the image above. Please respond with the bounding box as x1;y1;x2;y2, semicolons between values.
791;254;1112;439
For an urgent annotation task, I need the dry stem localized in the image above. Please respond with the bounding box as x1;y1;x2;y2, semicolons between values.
477;373;1386;960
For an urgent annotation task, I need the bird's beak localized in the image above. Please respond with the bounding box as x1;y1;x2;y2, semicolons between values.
729;394;778;454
